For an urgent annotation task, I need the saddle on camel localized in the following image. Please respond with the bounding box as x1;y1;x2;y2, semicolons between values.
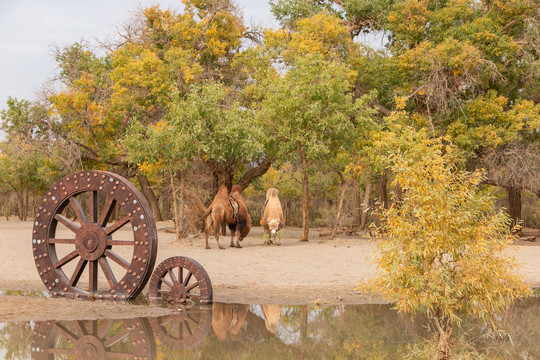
202;185;252;249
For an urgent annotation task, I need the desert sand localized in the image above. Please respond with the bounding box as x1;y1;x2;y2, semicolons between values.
1;220;539;321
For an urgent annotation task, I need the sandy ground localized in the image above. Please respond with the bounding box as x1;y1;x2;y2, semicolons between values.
1;220;540;321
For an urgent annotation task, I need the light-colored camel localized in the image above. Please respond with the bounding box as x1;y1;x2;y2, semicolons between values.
261;187;285;245
262;304;283;334
202;184;251;249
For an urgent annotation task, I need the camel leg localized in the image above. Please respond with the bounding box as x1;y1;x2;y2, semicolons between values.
204;218;211;249
229;227;236;247
263;228;271;245
274;233;281;246
214;223;225;250
235;234;242;248
205;232;211;249
235;224;243;248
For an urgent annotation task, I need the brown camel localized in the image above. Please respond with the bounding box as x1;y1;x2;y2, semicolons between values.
212;303;249;341
202;184;251;249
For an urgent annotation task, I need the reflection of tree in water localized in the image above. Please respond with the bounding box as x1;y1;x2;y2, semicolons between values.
0;321;33;360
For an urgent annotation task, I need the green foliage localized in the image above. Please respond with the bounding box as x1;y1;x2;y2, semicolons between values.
260;52;372;163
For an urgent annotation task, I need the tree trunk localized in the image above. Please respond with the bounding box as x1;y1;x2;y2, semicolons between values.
330;173;347;240
351;179;362;229
300;147;309;242
137;174;162;222
170;174;182;241
394;181;403;207
17;178;24;221
4;195;9;221
376;171;388;209
360;183;373;230
235;157;273;192
177;172;190;240
507;187;522;230
436;317;455;360
23;177;29;221
300;305;308;345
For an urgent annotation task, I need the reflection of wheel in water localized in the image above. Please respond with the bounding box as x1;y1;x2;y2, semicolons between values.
31;318;156;360
32;171;158;300
148;256;213;304
149;306;212;350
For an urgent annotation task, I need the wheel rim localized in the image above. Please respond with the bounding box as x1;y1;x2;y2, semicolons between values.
148;256;213;304
32;171;158;300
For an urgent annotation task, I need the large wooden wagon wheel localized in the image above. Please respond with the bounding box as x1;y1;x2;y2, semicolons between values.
32;171;158;300
148;256;213;305
31;318;156;360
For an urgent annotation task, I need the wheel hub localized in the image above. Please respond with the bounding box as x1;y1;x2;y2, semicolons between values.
75;335;105;360
75;224;107;261
171;284;187;302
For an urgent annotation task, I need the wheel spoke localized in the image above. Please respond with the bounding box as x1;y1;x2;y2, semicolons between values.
51;322;78;342
105;215;130;235
186;314;199;325
169;321;178;336
89;261;98;293
87;320;97;336
98;196;116;227
48;348;75;356
89;191;98;223
69;197;88;225
183;271;193;286
103;328;130;348
160;317;173;328
54;214;80;233
168;269;178;285
98;319;114;340
186;281;200;292
104;250;130;270
184;320;193;335
48;238;76;245
74;320;86;337
69;258;88;287
158;289;171;295
107;239;135;246
98;257;117;288
54;250;79;269
161;277;174;289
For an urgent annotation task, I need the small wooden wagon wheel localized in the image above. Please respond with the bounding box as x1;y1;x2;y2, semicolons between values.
149;307;212;350
31;318;155;360
32;171;158;300
148;256;213;304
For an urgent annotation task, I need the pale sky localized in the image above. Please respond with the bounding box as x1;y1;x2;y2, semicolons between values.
0;0;276;113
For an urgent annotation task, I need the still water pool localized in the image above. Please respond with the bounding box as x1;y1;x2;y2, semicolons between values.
1;297;539;359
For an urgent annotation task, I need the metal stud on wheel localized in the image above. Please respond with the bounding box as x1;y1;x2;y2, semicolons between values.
32;171;158;300
148;256;213;304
